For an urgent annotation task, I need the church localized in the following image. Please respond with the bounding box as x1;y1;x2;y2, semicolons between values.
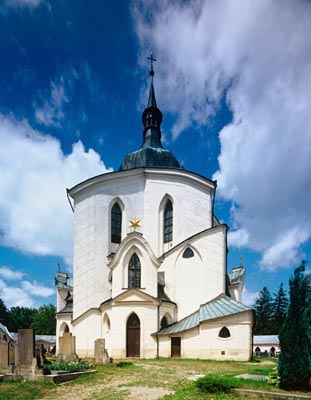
55;59;253;361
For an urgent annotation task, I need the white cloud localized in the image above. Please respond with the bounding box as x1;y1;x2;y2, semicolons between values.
260;228;309;271
0;285;35;308
34;64;99;129
4;0;42;8
0;279;6;291
241;286;258;307
35;78;69;127
228;228;249;248
0;114;112;263
133;0;311;270
0;277;54;308
21;280;54;297
0;266;24;280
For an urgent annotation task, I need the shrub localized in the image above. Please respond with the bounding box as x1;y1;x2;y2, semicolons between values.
266;367;280;388
195;375;233;393
44;360;93;373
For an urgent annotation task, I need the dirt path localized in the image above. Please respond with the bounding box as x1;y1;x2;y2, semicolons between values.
38;360;204;400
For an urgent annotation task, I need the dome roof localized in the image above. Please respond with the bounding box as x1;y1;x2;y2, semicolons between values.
120;145;182;170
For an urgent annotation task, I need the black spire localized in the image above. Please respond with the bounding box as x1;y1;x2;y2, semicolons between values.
119;54;182;171
142;53;162;148
147;53;157;108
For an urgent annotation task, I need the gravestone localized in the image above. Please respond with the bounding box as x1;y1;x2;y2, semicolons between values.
58;332;78;362
94;339;110;364
0;339;9;371
17;329;42;376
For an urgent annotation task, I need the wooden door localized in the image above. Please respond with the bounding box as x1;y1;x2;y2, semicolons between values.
171;337;181;357
126;313;140;357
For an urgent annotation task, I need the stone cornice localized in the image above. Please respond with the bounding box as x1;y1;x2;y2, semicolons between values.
68;167;216;198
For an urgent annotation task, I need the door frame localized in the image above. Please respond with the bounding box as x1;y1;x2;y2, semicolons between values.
126;313;140;357
171;336;181;358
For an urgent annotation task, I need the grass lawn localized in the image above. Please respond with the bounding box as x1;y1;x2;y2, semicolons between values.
0;358;310;399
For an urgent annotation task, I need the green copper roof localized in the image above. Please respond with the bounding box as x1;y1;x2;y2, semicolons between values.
119;60;182;171
157;294;251;335
120;146;182;170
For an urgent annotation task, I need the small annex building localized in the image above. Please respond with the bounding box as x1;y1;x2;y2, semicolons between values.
56;61;253;361
253;335;280;357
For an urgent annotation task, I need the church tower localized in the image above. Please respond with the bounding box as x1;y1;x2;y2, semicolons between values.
120;55;181;170
56;57;253;361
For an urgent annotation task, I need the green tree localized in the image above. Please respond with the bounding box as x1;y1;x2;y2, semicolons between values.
253;286;273;334
278;261;311;390
271;283;288;334
7;306;36;331
31;304;56;335
0;298;10;326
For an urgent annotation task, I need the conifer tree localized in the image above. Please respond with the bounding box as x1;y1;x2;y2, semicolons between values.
253;286;273;334
271;283;288;334
0;298;10;326
278;261;311;390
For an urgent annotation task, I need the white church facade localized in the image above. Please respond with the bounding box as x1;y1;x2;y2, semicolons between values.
56;61;253;361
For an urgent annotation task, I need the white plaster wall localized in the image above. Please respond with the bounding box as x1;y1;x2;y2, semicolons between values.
253;343;280;354
71;169;214;321
72;174;145;319
107;303;158;359
143;173;212;255
174;251;203;319
158;311;253;361
56;315;72;354
111;239;158;299
162;225;227;319
199;311;253;361
228;286;241;302
73;311;102;357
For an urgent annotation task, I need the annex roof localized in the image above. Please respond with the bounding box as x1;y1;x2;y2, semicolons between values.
10;332;56;343
253;335;279;345
157;294;251;335
0;322;14;341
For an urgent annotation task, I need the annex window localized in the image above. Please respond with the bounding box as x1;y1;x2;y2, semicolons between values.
128;253;141;288
111;203;122;243
164;200;173;243
219;326;231;338
182;247;194;258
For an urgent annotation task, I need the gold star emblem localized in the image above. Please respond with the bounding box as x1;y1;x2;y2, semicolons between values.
129;217;141;231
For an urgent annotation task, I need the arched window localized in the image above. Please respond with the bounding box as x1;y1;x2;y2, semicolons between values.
182;247;194;258
164;200;173;243
160;316;168;328
60;322;69;336
111;203;122;243
103;313;111;333
128;253;141;288
219;326;231;338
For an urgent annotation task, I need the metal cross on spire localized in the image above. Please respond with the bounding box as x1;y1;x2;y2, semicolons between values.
147;52;157;76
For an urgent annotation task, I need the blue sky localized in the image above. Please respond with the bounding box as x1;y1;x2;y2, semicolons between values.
0;0;310;309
